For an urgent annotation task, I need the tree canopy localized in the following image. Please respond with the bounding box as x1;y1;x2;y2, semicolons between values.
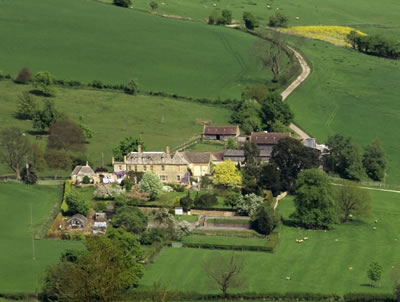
139;172;163;200
113;137;145;161
112;205;148;234
33;71;56;96
213;160;242;188
362;138;386;181
65;190;91;216
48;119;86;152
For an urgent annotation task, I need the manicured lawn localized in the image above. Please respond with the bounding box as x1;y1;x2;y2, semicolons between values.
186;142;226;152
0;183;82;293
140;191;400;294
0;81;231;174
207;218;250;224
0;0;275;99
285;37;400;184
175;215;199;223
182;235;267;247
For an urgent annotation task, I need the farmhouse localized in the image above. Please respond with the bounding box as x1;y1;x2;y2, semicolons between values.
202;125;240;140
250;132;290;160
71;162;98;184
113;146;189;184
183;152;211;179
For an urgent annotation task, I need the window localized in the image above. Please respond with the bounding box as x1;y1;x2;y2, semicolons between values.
118;165;122;170
177;175;181;181
161;165;165;171
160;175;167;181
143;165;147;171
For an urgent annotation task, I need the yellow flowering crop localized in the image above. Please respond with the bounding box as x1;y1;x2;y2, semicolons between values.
281;26;367;47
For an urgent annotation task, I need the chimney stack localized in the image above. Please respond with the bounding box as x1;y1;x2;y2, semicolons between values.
123;155;127;163
138;144;142;153
166;146;170;156
86;161;89;166
112;157;115;165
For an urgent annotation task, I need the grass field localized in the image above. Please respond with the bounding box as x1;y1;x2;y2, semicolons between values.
0;81;231;174
207;218;250;224
0;0;279;99
0;183;82;293
285;37;400;184
140;191;400;294
186;142;226;152
182;235;267;247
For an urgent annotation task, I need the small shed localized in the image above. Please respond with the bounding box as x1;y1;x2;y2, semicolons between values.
93;221;107;234
175;207;183;215
67;214;88;228
95;212;106;221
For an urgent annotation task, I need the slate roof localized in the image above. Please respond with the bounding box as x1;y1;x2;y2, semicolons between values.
71;165;95;177
211;152;224;162
203;125;239;135
224;149;244;157
250;132;290;145
125;151;188;165
183;152;211;164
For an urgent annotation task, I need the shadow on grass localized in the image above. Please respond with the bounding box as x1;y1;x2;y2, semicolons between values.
26;130;48;136
29;89;53;97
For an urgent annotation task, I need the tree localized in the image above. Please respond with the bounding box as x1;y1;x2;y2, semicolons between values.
112;205;148;234
21;165;38;185
367;262;383;287
125;79;138;95
139;172;163;200
260;93;293;131
268;11;289;28
0;127;31;179
236;193;264;216
32;71;56;96
230;99;262;134
14;67;32;84
32;99;62;132
221;9;232;24
241;84;270;103
208;9;231;25
113;137;145;161
271;137;320;192
242;141;262;195
213;160;242;188
243;12;257;30
94;184;123;199
363;139;386;181
113;0;132;8
252;203;279;235
45;149;72;172
43;236;143;302
180;192;194;212
65;190;91;216
291;169;338;228
150;1;158;11
203;253;246;297
48;120;86;152
335;181;372;223
224;192;242;209
15;91;37;120
255;31;285;82
226;137;237;149
194;193;218;208
106;227;144;262
259;163;281;197
325;134;365;181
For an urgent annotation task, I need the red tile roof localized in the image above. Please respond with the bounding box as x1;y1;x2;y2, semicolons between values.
250;132;290;145
204;126;238;135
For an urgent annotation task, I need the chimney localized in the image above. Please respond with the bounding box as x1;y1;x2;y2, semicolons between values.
166;146;170;156
112;157;115;165
138;144;142;153
86;161;89;166
123;155;127;163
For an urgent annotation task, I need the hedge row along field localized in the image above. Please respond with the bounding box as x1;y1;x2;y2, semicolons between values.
0;0;286;99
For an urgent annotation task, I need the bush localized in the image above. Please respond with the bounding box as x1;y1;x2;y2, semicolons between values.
94;184;123;200
139;172;163;200
61;180;72;214
180;192;194;212
95;167;108;173
14;67;32;84
121;177;134;191
94;201;107;212
124;79;138;95
82;176;90;184
65;190;91;216
343;293;396;302
243;12;257;30
21;166;38;185
150;1;158;10
113;0;131;7
252;204;279;235
140;227;166;245
90;80;104;89
194;193;218;208
268;11;289;28
112;205;148;234
224;191;242;209
33;71;56;96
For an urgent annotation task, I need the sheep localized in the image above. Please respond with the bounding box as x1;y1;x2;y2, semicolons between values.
349;267;353;270
295;16;299;20
213;3;216;6
374;220;378;223
373;226;377;230
286;276;291;280
304;237;309;240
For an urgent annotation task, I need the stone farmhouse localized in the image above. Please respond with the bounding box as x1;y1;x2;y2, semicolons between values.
250;132;290;159
71;163;99;184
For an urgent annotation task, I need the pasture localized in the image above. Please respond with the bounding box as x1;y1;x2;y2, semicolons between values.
0;81;231;174
285;37;400;184
140;191;400;294
0;0;274;99
0;183;82;293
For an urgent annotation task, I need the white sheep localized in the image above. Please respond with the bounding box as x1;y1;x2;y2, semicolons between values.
295;16;299;20
304;237;309;240
373;226;377;230
286;276;291;280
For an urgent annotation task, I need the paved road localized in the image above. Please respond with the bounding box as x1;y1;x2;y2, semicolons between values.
280;47;312;140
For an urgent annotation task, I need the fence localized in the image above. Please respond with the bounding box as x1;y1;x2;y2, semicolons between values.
172;135;202;152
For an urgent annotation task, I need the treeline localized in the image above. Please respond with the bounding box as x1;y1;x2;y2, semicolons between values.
346;31;400;59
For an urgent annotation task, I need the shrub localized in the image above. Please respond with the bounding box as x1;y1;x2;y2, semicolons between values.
33;71;56;96
252;204;279;235
21;166;38;185
65;190;91;216
121;177;134;191
112;205;148;234
124;79;138;95
15;91;37;120
90;80;104;89
14;67;32;84
140;227;166;245
61;180;72;213
243;12;257;30
236;193;264;216
81;176;91;184
268;11;289;28
150;1;158;11
95;167;108;173
113;0;131;7
139;172;163;200
180;192;194;212
94;184;123;200
224;191;242;209
94;201;107;212
194;193;218;208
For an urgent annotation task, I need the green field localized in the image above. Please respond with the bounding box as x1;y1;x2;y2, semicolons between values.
182;235;267;247
0;183;82;293
285;37;400;184
140;191;400;294
0;81;231;174
0;0;278;99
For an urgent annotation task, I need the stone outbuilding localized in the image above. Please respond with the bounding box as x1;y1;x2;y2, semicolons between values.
67;214;88;228
71;162;98;184
202;125;240;140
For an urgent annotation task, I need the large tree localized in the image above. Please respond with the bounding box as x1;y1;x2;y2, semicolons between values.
291;169;338;228
230;99;262;134
65;190;91;216
259;163;281;197
241;141;262;195
112;205;148;234
45;149;72;172
43;235;143;302
334;181;371;223
271;137;320;192
15;91;37;120
213;160;242;188
252;203;279;235
260;93;293;131
362;138;386;181
325;134;364;181
48;120;86;152
203;253;246;298
33;71;56;96
32;99;62;132
113;137;145;161
0;127;31;179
